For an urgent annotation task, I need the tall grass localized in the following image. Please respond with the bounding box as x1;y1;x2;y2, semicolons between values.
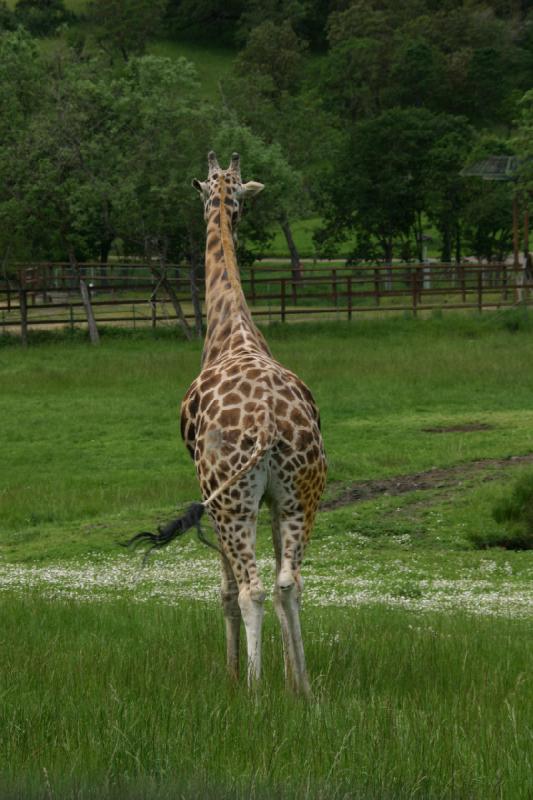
1;594;532;800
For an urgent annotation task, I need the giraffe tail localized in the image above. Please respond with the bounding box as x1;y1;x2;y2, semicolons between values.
122;423;276;563
201;422;277;510
121;502;207;564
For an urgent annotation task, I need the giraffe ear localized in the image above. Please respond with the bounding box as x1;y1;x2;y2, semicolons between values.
238;181;265;199
192;179;208;196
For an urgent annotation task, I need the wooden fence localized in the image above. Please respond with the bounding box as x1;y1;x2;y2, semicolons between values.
1;260;532;338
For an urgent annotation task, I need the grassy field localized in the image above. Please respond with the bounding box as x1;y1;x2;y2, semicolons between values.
2;315;533;798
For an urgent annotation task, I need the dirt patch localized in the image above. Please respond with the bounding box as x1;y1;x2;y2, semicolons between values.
422;423;493;433
321;454;533;510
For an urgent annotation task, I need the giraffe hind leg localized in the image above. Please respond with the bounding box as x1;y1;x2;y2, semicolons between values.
272;508;297;690
212;502;266;687
273;510;312;697
220;552;241;681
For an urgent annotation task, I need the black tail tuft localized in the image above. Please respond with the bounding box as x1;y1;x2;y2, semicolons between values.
122;502;205;563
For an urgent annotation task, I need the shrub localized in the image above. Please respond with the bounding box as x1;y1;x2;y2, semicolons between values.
471;473;533;550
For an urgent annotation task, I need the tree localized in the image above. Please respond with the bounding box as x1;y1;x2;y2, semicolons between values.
226;19;342;274
461;135;515;263
0;30;48;264
107;54;215;338
513;89;533;194
14;0;74;37
237;0;310;45
316;106;474;264
211;121;303;267
234;20;307;98
423;120;474;262
165;0;243;44
0;1;16;31
87;0;168;61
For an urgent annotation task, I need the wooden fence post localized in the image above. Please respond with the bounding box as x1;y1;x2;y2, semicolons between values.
69;305;74;331
19;289;28;345
374;268;380;306
347;275;352;321
332;268;338;307
477;270;483;312
411;271;418;317
281;278;286;323
151;300;157;328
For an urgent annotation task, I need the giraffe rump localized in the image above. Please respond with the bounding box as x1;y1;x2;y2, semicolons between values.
122;502;206;563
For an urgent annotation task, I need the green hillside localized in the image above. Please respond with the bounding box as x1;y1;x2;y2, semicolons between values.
148;40;235;98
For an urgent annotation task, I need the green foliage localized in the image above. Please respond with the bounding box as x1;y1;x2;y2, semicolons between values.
235;20;307;96
210;121;303;259
0;0;16;30
165;0;244;46
513;88;533;194
87;0;168;61
13;0;74;37
462;134;515;262
318;107;473;261
0;0;529;268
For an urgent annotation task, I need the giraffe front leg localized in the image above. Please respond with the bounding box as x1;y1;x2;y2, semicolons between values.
220;554;241;681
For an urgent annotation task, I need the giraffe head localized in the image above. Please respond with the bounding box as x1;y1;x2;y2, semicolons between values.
192;151;264;227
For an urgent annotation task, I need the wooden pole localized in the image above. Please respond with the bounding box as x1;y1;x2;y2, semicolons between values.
281;278;286;323
374;269;380;306
19;289;28;346
524;206;529;264
513;194;520;268
513;194;522;303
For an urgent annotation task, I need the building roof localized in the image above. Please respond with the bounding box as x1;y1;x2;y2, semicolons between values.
460;156;518;181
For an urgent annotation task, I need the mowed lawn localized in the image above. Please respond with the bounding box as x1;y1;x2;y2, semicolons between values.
1;315;533;799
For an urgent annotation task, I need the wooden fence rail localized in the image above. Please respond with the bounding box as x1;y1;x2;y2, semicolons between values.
1;261;531;338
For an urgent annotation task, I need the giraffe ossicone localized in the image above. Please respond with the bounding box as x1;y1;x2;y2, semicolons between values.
131;151;327;695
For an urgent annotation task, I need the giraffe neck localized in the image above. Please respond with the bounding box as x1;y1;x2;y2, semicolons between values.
201;179;271;367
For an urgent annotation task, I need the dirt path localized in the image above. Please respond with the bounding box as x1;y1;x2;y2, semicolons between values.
322;454;533;510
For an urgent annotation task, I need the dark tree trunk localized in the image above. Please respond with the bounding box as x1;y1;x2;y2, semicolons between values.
415;211;424;262
441;226;452;264
99;236;113;278
280;215;302;296
150;263;193;341
67;246;99;345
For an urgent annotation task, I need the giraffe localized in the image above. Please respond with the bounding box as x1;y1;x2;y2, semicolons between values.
130;151;326;695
